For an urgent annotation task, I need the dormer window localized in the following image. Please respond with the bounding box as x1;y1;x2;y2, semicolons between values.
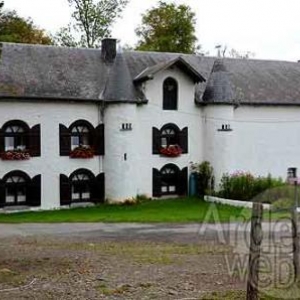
163;77;178;110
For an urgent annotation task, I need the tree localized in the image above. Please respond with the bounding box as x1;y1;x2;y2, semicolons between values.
215;45;255;59
0;10;52;45
55;0;128;48
135;1;199;54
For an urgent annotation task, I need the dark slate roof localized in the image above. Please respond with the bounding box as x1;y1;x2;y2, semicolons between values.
0;42;110;101
101;53;146;103
2;42;300;105
203;59;235;103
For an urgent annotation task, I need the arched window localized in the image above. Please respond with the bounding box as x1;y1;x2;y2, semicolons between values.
163;77;178;110
70;121;93;150
2;120;29;151
3;171;29;205
152;165;188;197
70;169;94;202
59;121;104;156
160;124;180;148
152;124;188;155
160;164;180;195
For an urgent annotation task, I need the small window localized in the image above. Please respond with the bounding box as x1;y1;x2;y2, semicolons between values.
60;171;105;205
152;165;188;197
161;126;179;148
59;121;104;156
0;121;41;158
3;122;28;151
71;125;90;150
70;171;92;202
161;165;178;195
152;124;188;155
5;175;27;205
163;77;178;110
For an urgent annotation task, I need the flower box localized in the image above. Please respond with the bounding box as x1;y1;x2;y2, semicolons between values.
160;145;182;157
70;146;94;159
1;149;30;160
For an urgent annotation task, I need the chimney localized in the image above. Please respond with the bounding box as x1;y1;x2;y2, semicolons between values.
101;38;117;63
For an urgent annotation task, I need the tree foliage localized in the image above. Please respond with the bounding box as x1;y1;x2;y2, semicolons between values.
135;1;199;54
0;9;52;45
55;0;128;48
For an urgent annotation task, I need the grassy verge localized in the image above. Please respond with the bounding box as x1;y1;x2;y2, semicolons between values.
0;197;252;223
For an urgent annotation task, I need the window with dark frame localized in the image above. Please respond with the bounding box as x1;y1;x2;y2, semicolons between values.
3;122;28;151
70;172;92;202
152;164;188;197
152;124;188;154
60;170;105;205
59;121;104;156
0;121;41;158
5;175;27;205
163;77;178;110
0;172;41;208
160;125;179;148
71;125;90;150
160;165;178;195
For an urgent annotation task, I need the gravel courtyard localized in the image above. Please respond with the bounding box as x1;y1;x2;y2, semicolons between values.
0;222;295;299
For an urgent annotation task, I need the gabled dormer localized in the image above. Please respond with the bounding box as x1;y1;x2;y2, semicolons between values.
133;56;206;110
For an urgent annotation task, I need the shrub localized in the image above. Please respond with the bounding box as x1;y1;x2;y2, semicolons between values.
217;171;285;201
190;161;214;196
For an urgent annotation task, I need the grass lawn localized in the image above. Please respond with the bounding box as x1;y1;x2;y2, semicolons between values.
0;197;253;223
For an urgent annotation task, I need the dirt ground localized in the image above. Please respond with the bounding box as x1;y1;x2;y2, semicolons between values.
0;233;247;300
0;222;297;300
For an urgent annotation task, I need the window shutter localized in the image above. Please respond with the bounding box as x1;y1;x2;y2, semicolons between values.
28;175;41;207
60;174;71;205
91;173;105;203
29;124;41;157
0;179;5;208
94;124;105;156
59;124;70;156
179;127;188;154
152;127;161;154
178;167;188;196
152;168;162;197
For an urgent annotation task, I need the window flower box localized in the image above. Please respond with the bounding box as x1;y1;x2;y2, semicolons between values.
70;146;94;159
160;145;182;157
1;149;30;160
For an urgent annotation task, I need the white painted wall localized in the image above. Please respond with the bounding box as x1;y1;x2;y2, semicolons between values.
232;105;300;180
202;105;234;185
202;104;300;189
0;101;103;209
104;67;204;201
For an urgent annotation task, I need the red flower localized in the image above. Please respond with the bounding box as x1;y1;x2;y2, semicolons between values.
1;150;30;160
70;146;94;159
160;145;182;157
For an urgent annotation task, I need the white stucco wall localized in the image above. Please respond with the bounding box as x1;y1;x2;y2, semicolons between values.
202;105;234;185
202;104;300;189
0;100;103;209
232;105;300;179
104;67;204;201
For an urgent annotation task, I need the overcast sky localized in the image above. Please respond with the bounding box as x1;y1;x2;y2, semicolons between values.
5;0;300;61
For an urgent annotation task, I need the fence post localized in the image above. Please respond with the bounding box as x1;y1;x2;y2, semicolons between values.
246;202;263;300
291;205;300;282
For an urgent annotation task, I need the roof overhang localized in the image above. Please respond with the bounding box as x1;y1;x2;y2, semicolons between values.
133;56;206;84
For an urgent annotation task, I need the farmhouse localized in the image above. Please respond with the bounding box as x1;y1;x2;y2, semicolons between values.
1;38;300;209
